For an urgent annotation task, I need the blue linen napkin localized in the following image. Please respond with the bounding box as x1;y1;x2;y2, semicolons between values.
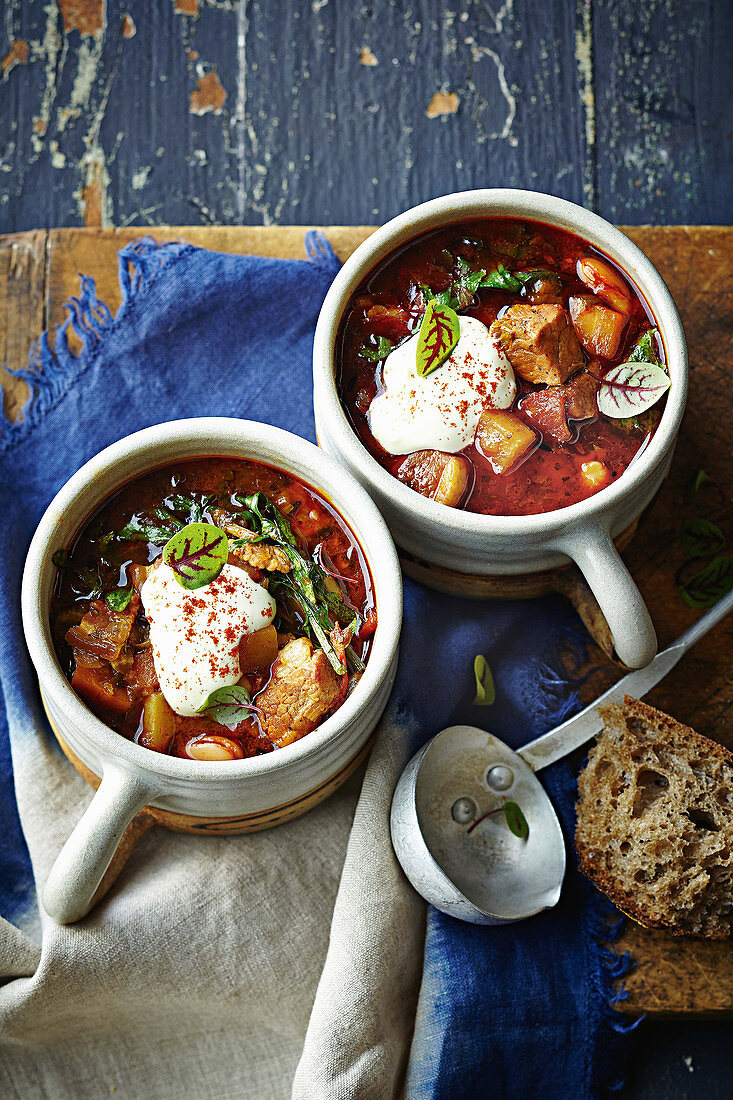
0;234;636;1096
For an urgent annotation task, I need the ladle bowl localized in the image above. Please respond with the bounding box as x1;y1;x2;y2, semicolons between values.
391;726;565;924
391;591;733;925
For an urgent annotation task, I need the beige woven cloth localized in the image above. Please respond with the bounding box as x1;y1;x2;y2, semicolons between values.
0;702;425;1099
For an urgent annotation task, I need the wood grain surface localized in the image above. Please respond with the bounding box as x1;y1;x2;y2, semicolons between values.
0;1;731;234
0;223;731;1019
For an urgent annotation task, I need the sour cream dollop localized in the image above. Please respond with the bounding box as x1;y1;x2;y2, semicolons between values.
367;315;516;455
140;561;276;716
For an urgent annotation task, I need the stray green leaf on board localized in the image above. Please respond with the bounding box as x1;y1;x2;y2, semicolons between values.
680;556;733;608
681;519;726;560
473;654;496;706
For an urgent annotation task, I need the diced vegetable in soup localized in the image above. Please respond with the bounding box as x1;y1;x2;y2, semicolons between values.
51;459;375;760
336;218;668;516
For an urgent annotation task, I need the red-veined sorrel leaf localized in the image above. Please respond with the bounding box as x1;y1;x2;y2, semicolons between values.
466;800;529;840
163;522;228;590
199;684;262;729
597;361;670;418
416;299;460;377
502;801;529;839
681;518;726;559
680;555;733;608
473;654;496;706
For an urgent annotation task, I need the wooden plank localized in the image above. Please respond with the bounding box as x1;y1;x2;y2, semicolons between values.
0;230;45;420
593;1;733;223
0;224;731;1020
0;0;588;231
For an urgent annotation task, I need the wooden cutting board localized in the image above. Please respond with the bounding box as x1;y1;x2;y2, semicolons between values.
1;225;731;1017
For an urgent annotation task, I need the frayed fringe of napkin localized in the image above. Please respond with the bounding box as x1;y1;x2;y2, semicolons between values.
0;231;339;454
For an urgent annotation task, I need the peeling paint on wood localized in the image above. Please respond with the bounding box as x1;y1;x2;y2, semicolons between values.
0;0;730;233
190;70;227;115
425;91;460;118
1;39;29;76
58;0;106;38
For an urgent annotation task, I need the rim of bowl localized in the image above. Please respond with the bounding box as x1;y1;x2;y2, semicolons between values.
313;188;688;537
21;417;403;785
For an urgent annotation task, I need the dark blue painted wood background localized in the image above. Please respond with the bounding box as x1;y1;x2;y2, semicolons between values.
1;2;732;1096
1;0;730;233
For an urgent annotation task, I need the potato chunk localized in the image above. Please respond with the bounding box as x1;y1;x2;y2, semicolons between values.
490;304;584;385
569;295;627;358
475;410;537;474
576;257;632;315
239;624;279;673
434;456;471;507
140;691;176;753
396;450;471;508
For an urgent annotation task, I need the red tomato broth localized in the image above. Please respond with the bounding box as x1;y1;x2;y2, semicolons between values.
51;457;375;759
336;217;666;517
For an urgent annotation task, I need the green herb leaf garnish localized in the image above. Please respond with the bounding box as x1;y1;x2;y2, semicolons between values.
480;266;556;293
233;492;359;676
415;299;460;378
467;800;529;840
199;684;261;729
680;556;733;608
105;587;133;612
117;517;179;544
162;522;229;590
52;549;103;599
473;654;496;706
681;519;726;560
481;263;521;291
628;327;663;367
360;336;393;361
502;801;529;839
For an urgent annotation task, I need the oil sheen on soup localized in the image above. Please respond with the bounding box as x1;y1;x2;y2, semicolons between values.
51;458;376;761
337;218;667;516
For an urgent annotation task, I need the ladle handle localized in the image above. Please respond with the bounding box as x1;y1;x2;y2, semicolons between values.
519;589;733;773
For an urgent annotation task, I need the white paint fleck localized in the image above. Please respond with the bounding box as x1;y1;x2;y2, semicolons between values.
57;36;105;133
49;140;66;168
683;1055;694;1073
131;165;151;190
574;0;596;206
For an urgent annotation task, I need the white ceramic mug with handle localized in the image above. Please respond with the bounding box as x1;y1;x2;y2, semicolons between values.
22;418;403;924
313;189;688;670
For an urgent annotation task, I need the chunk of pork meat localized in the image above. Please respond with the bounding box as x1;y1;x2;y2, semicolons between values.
490;304;584;385
257;637;341;748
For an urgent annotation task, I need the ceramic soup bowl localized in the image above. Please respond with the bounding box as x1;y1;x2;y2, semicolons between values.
313;189;688;670
22;418;402;923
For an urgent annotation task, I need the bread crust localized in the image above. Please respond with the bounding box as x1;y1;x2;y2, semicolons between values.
575;696;733;940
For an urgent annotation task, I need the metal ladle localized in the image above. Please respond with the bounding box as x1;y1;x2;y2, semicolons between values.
390;590;733;924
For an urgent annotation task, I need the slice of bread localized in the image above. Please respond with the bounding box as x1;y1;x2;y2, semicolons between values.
575;696;733;939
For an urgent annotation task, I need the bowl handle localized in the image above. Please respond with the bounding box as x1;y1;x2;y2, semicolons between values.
42;764;154;924
554;523;657;669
